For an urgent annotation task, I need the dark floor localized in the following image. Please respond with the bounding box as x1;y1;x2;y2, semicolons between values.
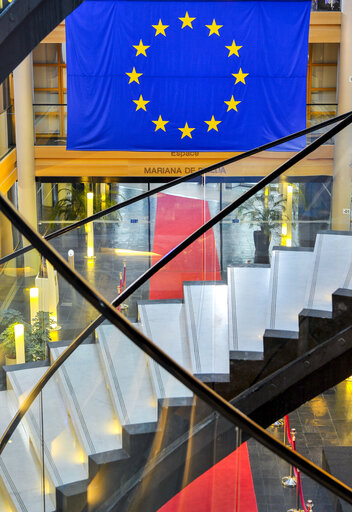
249;381;352;512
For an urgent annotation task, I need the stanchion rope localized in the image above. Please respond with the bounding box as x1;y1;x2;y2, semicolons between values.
285;415;309;512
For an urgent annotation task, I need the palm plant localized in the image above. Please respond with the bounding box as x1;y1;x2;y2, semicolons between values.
49;185;122;231
237;186;286;263
238;188;286;238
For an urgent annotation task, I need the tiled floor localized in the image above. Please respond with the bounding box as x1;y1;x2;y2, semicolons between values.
249;381;352;512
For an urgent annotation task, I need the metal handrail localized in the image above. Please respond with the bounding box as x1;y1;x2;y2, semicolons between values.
0;110;350;268
0;170;352;504
0;113;351;503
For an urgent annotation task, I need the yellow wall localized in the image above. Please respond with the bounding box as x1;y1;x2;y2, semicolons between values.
35;145;334;179
0;149;17;193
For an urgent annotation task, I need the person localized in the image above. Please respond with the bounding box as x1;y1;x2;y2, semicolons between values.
317;0;331;10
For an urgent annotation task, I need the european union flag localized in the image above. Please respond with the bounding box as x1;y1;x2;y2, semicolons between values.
66;0;311;151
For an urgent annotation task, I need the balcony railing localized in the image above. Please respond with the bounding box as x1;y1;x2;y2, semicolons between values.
0;1;341;15
311;0;341;11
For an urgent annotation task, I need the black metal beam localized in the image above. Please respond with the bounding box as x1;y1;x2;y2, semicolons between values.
0;0;84;85
103;326;352;512
0;181;352;504
233;325;352;426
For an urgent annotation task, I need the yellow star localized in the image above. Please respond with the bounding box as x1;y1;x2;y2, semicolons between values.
152;19;169;36
224;96;241;112
179;11;196;29
204;115;221;132
178;122;195;139
205;19;223;36
126;67;143;84
133;95;150;111
133;40;150;57
152;115;169;132
232;68;249;85
225;40;242;57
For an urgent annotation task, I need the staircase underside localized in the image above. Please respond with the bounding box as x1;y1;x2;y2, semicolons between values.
99;323;352;512
0;0;84;84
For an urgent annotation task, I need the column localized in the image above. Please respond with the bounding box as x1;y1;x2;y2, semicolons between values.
42;183;53;207
58;182;71;201
331;0;352;231
13;55;39;274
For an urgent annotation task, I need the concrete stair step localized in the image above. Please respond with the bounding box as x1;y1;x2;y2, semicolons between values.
138;301;193;400
227;265;270;360
97;323;158;427
7;366;88;489
183;282;229;382
267;247;313;332
305;231;352;312
0;390;55;512
50;344;123;457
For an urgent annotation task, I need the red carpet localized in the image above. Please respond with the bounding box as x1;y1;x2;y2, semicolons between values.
158;443;258;512
150;193;221;299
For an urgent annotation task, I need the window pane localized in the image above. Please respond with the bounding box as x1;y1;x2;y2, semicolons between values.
311;65;337;89
33;67;59;89
310;104;337;116
33;43;58;64
61;43;66;64
62;68;67;90
34;91;59;105
312;43;338;64
311;90;337;104
35;111;60;135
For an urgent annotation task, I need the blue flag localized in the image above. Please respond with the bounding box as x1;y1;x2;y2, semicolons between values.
66;0;310;151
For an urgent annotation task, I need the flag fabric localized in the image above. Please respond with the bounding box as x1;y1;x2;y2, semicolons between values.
66;0;311;152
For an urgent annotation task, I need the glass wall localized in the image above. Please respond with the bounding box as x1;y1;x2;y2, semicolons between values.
0;78;14;159
307;43;338;127
33;43;67;145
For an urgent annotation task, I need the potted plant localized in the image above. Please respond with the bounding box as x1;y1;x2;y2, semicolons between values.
0;309;25;365
238;187;286;264
0;310;52;364
26;311;52;361
49;185;123;245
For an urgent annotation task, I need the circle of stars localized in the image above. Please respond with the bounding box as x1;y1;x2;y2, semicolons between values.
125;14;248;139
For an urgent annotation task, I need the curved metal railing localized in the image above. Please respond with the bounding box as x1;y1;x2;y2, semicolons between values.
0;112;351;504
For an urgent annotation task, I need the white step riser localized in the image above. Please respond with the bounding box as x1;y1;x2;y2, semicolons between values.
97;325;158;426
51;345;123;456
228;266;270;359
184;284;229;381
267;249;313;332
139;303;193;400
7;368;88;489
305;233;352;312
0;390;56;512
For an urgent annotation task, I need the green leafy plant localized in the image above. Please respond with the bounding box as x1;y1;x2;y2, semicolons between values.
237;187;286;237
26;311;53;361
0;310;52;362
0;309;24;336
51;186;86;222
49;186;123;230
